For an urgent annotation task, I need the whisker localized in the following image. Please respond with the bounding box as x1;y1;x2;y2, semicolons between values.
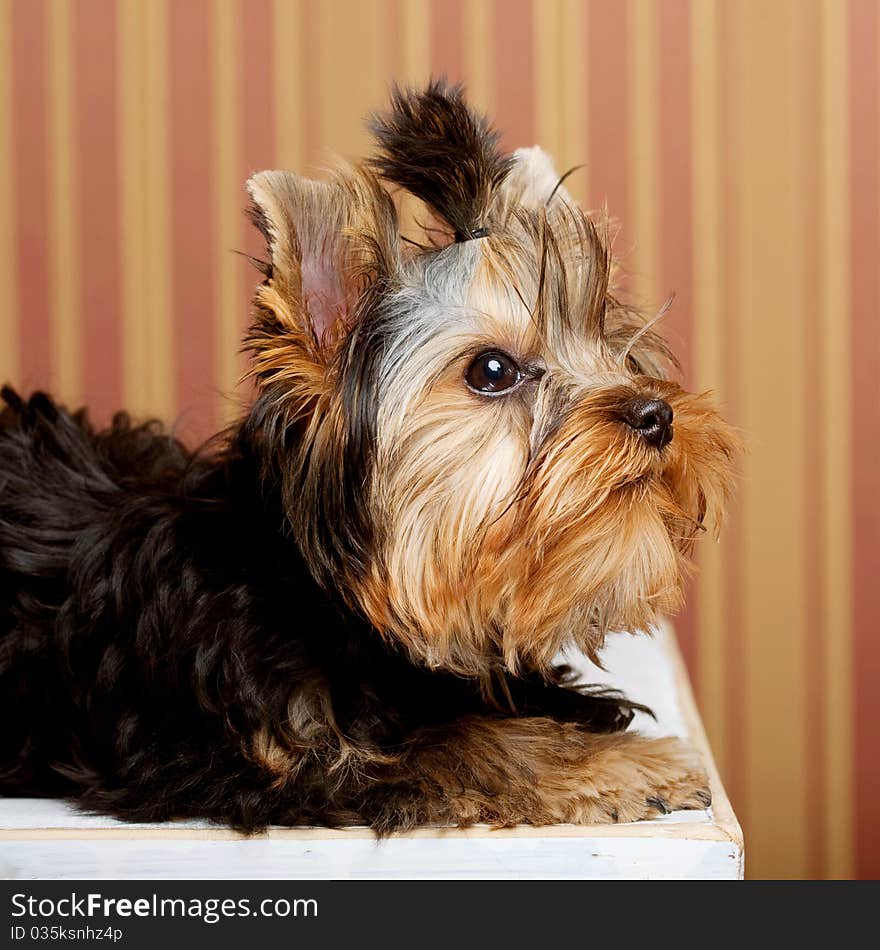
617;293;675;369
232;247;270;275
400;234;431;251
546;164;585;206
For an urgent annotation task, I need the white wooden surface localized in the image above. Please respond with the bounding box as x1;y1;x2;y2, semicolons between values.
0;624;744;879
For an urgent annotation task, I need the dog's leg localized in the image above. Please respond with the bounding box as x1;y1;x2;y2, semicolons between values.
500;670;654;733
353;716;710;832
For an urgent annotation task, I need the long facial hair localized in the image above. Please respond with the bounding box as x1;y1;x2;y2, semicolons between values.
242;82;739;679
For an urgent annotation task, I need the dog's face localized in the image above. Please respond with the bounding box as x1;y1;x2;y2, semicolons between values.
246;83;738;676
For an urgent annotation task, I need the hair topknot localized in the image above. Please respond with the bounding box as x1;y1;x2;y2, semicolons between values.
367;78;514;242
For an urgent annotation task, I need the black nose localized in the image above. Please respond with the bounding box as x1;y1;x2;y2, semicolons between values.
621;397;674;450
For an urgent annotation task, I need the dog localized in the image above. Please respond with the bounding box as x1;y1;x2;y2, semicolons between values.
0;82;737;832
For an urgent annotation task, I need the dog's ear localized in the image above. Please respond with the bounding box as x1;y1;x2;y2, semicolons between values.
245;167;398;393
495;146;576;212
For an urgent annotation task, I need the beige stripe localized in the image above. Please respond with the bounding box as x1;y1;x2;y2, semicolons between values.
739;0;808;878
213;0;241;425
464;0;493;115
141;0;174;421
399;0;430;87
791;0;820;876
119;0;173;420
316;0;384;162
534;0;561;153
47;0;81;405
0;0;17;386
628;0;659;309
273;0;303;171
819;0;853;879
691;0;727;774
560;0;587;205
118;0;149;414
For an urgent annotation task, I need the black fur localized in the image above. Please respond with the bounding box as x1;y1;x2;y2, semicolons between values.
0;387;647;830
368;79;514;241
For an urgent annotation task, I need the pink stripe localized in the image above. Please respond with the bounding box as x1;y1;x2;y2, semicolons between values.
11;0;52;393
657;0;697;670
239;0;276;402
431;0;463;83
493;0;534;148
385;0;403;81
74;0;122;424
240;0;275;185
169;0;216;441
848;0;880;880
657;0;693;385
586;0;629;253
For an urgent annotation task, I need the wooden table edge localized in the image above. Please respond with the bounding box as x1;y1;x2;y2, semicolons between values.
661;621;744;853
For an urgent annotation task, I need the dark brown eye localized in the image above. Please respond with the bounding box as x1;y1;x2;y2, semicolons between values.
465;351;522;395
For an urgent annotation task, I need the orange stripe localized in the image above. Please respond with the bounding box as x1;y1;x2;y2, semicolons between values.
12;0;52;392
311;2;384;164
740;0;809;878
717;0;746;821
47;0;80;410
798;0;825;879
301;0;319;170
142;0;174;423
398;0;431;87
272;0;304;172
692;0;727;778
463;0;492;113
493;0;533;148
170;0;216;442
74;0;122;422
848;0;880;880
819;0;854;879
385;0;402;79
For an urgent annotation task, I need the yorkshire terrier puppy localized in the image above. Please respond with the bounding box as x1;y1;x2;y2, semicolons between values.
0;82;737;831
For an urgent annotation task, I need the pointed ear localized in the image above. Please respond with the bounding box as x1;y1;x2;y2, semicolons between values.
494;146;576;212
245;167;398;390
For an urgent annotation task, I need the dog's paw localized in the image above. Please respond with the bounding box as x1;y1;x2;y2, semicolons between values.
629;736;713;819
546;735;712;825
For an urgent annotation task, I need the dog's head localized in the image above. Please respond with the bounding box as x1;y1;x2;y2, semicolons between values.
245;81;738;676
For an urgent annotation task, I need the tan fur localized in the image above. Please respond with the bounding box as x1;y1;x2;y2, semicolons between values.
370;719;710;829
358;203;738;676
248;679;400;797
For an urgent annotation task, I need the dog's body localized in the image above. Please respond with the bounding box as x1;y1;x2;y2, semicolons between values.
0;84;736;831
0;394;651;829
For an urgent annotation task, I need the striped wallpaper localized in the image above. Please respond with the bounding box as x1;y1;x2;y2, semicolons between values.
0;0;877;879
